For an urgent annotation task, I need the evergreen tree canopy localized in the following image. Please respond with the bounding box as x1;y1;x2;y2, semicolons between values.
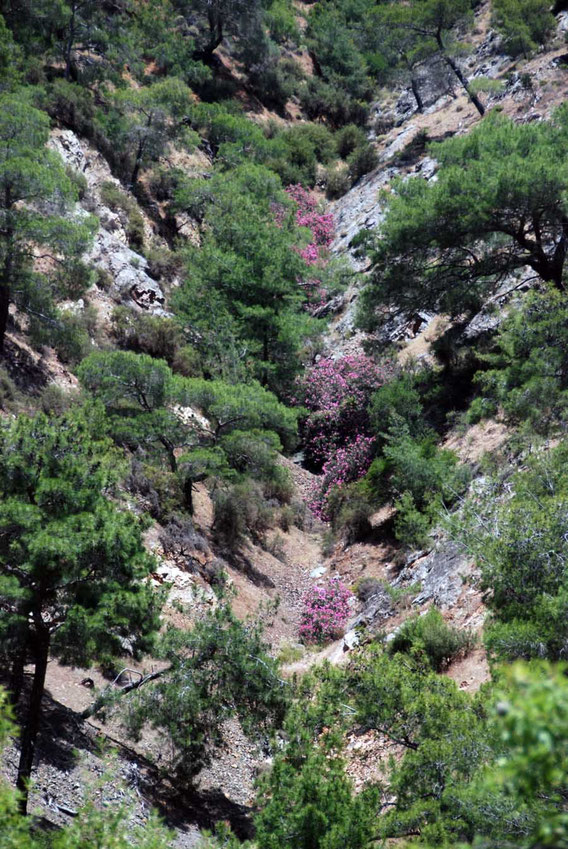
117;599;288;780
78;350;297;513
492;0;555;58
0;91;96;351
173;164;317;393
362;108;568;325
0;405;161;812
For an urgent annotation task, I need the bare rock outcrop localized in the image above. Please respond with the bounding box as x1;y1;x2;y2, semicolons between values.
48;129;166;314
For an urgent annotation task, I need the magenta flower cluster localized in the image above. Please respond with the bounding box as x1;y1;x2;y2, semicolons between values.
286;184;334;258
311;435;376;521
294;355;392;519
299;354;389;416
296;354;391;465
299;576;352;644
284;184;335;312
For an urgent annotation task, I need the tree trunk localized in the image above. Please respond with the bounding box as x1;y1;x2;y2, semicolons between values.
64;2;76;80
410;76;424;112
530;241;567;290
129;138;145;190
8;623;29;707
183;476;194;515
436;33;485;117
16;632;49;815
1;190;14;354
160;437;177;473
195;10;223;62
0;282;9;354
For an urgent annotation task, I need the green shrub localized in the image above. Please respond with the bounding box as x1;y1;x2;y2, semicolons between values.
249;55;301;111
263;463;294;504
172;344;203;377
453;442;568;660
39;384;78;416
299;77;370;127
276;642;305;664
347;143;378;181
47;306;98;365
278;504;295;532
335;124;368;158
466;396;498;425
279;499;306;531
95;267;113;291
266;531;287;562
325;163;351;199
267;122;337;186
492;0;555;57
331;485;373;543
381;430;464;510
369;374;425;447
125;461;185;522
111;307;184;364
354;576;383;602
100;181;145;250
468;77;506;96
484;619;547;663
393;491;433;549
45;79;99;141
213;481;274;548
476;288;568;433
0;366;18;409
388;607;474;671
265;0;301;44
147;165;184;202
65;164;88;199
145;245;183;281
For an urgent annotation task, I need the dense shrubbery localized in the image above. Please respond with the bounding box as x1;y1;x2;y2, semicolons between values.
475;287;568;433
388;607;474;671
299;577;352;644
453;441;568;662
492;0;555;57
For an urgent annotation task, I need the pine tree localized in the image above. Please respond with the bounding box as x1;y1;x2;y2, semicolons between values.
362;108;568;324
92;599;288;782
0;91;96;352
0;405;161;814
78;350;298;512
385;0;485;116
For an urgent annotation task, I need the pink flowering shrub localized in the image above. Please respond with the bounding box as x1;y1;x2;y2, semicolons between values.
296;355;392;467
310;435;376;520
273;185;334;313
286;184;334;257
299;577;352;644
293;355;393;519
300;354;389;414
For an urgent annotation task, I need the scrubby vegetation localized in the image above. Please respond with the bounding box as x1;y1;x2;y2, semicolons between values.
2;0;568;846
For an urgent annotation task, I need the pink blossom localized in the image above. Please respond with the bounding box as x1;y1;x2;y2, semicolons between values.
299;577;352;644
310;435;376;521
273;185;335;314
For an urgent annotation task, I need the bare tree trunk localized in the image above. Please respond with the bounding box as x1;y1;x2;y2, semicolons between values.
8;620;30;706
435;33;485;117
184;476;194;515
64;2;77;80
0;282;9;354
410;75;424;112
195;10;224;61
0;189;14;354
16;632;49;815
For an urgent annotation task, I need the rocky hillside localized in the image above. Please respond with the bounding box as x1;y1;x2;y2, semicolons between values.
3;1;568;847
